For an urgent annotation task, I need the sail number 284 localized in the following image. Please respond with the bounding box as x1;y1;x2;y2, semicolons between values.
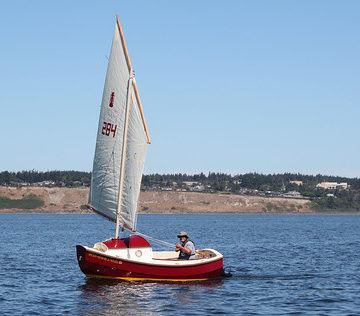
102;122;117;137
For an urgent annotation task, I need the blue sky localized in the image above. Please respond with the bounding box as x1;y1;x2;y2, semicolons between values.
1;1;359;177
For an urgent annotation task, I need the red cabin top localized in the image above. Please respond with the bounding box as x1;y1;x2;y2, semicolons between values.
103;235;151;249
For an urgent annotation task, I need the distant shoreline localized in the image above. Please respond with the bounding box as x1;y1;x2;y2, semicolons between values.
1;186;359;215
1;210;359;215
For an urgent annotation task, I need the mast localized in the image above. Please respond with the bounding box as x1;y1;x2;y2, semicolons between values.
115;74;133;238
115;15;135;238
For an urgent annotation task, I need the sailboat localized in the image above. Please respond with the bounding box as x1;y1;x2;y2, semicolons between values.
76;15;224;281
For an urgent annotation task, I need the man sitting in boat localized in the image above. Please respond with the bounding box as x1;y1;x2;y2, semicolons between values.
176;231;195;259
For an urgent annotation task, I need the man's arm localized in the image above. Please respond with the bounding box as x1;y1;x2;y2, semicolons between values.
175;243;191;254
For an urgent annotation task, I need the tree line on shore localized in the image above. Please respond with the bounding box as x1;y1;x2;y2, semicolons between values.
0;170;91;187
1;170;360;211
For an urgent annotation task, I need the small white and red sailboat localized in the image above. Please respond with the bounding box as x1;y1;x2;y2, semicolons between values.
76;15;224;281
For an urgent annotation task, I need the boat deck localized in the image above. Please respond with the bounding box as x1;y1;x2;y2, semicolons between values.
85;246;223;267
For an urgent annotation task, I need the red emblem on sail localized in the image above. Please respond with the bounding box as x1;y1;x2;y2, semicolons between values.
109;92;115;107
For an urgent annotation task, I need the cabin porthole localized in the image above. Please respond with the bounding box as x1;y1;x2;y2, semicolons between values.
135;250;142;257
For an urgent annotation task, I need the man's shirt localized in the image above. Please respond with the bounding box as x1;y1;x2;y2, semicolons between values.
179;240;195;259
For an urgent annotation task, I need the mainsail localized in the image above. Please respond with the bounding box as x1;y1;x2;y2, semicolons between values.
89;16;150;233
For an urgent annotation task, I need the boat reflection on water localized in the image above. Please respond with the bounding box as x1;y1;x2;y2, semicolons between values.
77;278;225;314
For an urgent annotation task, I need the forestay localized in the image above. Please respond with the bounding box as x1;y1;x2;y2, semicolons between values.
89;18;150;232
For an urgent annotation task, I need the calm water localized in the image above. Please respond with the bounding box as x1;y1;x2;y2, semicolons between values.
1;214;360;315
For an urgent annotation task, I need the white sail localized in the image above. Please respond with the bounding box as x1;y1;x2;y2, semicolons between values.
89;18;150;231
119;82;148;229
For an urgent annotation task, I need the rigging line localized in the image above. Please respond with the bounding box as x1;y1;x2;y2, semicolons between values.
123;227;176;248
135;232;176;248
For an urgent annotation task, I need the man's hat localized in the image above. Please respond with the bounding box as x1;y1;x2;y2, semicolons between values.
177;231;188;238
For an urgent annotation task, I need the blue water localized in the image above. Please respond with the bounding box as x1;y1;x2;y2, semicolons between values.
1;214;360;315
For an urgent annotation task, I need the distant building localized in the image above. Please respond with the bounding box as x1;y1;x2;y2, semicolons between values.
283;191;303;198
183;181;199;187
150;184;161;190
34;181;55;187
289;180;303;186
190;185;205;192
316;182;348;190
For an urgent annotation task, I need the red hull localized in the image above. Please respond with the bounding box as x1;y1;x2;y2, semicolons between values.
76;245;223;281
